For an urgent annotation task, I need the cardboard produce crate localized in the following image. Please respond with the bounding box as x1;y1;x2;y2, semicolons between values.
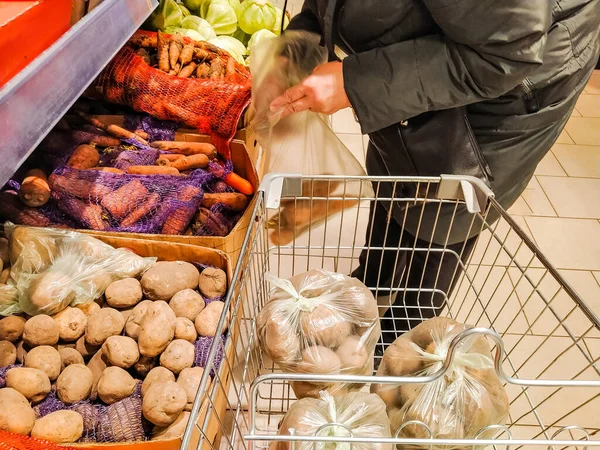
69;235;235;450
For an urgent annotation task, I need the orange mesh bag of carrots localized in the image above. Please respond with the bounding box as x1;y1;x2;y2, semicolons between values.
90;30;251;158
0;430;66;450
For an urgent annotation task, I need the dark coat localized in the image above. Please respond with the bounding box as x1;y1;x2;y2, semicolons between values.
288;0;600;244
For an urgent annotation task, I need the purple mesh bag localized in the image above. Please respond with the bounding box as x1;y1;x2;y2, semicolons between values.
33;391;67;418
124;114;178;142
194;334;227;377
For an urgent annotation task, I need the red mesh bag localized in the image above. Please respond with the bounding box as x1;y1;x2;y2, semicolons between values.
0;430;65;450
91;30;252;158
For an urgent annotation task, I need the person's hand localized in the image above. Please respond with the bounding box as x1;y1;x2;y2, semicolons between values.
269;61;351;118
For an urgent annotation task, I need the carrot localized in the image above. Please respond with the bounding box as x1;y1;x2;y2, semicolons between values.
178;62;197;78
78;112;107;131
106;124;148;146
150;141;217;157
19;169;51;207
121;193;161;227
192;207;229;236
157;31;170;72
58;197;107;231
136;47;151;65
134;130;150;141
101;179;149;219
126;165;180;175
226;57;237;76
202;193;248;212
161;186;202;235
0;191;51;226
84;167;125;174
67;144;100;170
49;174;110;201
224;172;254;195
179;43;194;66
88;136;120;147
168;62;181;76
209;59;225;78
129;32;158;48
169;154;209;171
169;41;182;70
196;63;211;78
193;48;216;61
157;154;184;162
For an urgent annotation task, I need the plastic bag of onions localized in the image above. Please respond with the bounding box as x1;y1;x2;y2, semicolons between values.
256;269;380;399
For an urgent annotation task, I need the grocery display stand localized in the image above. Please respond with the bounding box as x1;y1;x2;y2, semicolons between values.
186;174;600;450
0;0;158;187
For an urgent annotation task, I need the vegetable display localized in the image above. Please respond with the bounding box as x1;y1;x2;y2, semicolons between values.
0;225;230;444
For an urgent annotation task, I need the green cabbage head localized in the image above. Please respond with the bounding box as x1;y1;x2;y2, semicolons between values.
237;0;277;35
181;15;217;39
201;0;238;35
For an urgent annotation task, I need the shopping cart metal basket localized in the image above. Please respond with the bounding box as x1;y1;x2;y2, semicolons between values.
182;174;600;450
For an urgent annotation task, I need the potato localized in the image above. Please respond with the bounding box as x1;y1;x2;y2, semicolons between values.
9;226;56;273
142;366;176;396
260;320;301;362
138;301;176;357
16;340;28;363
0;340;16;366
134;355;157;377
85;307;125;346
175;317;197;343
159;339;195;374
76;301;101;317
141;261;200;301
75;335;100;358
59;347;85;370
31;410;83;443
25;345;61;381
152;411;190;440
56;364;93;404
22;314;59;346
379;337;423;377
28;271;76;316
169;289;205;320
0;237;8;267
198;267;227;298
142;381;187;426
87;349;108;401
124;299;152;339
0;267;9;284
53;307;87;342
97;366;137;404
410;317;459;349
336;336;371;371
102;335;140;369
105;278;143;308
6;367;50;403
177;367;210;411
119;306;135;322
0;315;26;342
0;387;36;435
300;304;352;349
194;301;228;337
290;346;342;399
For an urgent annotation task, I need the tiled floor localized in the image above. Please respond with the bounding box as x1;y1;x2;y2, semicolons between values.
328;71;600;317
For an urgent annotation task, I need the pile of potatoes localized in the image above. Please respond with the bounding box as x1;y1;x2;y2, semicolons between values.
0;234;229;444
256;269;380;399
371;317;509;443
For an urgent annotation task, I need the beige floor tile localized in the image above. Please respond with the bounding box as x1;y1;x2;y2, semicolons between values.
331;108;362;134
559;269;600;317
564;117;600;145
524;216;600;270
585;71;600;94
555;129;574;144
575;94;600;117
508;196;533;215
552;143;600;178
534;151;566;176
537;176;600;219
594;271;600;285
521;177;557;216
336;133;366;166
571;107;582;117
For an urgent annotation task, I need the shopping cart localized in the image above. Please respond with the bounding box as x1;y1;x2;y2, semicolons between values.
182;174;600;450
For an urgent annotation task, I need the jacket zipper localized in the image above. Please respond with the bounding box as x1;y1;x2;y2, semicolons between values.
521;78;540;113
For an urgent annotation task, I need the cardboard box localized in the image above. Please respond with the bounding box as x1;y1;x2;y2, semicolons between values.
68;235;235;450
0;0;71;87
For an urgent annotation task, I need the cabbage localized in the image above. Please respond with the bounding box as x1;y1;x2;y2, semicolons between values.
237;0;276;35
178;3;191;17
164;26;206;42
183;0;205;13
209;35;247;65
272;6;289;35
201;0;238;35
232;28;251;46
248;29;276;53
181;15;217;39
201;0;239;16
152;0;184;30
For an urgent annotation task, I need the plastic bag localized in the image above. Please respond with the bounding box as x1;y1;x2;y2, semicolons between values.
3;223;156;316
250;31;373;245
271;391;392;450
371;317;509;446
256;269;380;399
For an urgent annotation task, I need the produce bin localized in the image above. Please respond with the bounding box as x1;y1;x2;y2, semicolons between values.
186;174;600;450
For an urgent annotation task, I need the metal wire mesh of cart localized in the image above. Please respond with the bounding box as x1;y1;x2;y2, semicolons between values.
181;174;600;450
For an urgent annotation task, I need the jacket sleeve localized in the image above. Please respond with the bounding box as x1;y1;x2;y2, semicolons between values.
286;0;322;35
342;0;552;134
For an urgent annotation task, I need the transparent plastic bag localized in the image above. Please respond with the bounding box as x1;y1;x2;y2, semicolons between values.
271;391;392;450
3;223;156;316
250;31;373;245
371;317;509;447
256;269;380;399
